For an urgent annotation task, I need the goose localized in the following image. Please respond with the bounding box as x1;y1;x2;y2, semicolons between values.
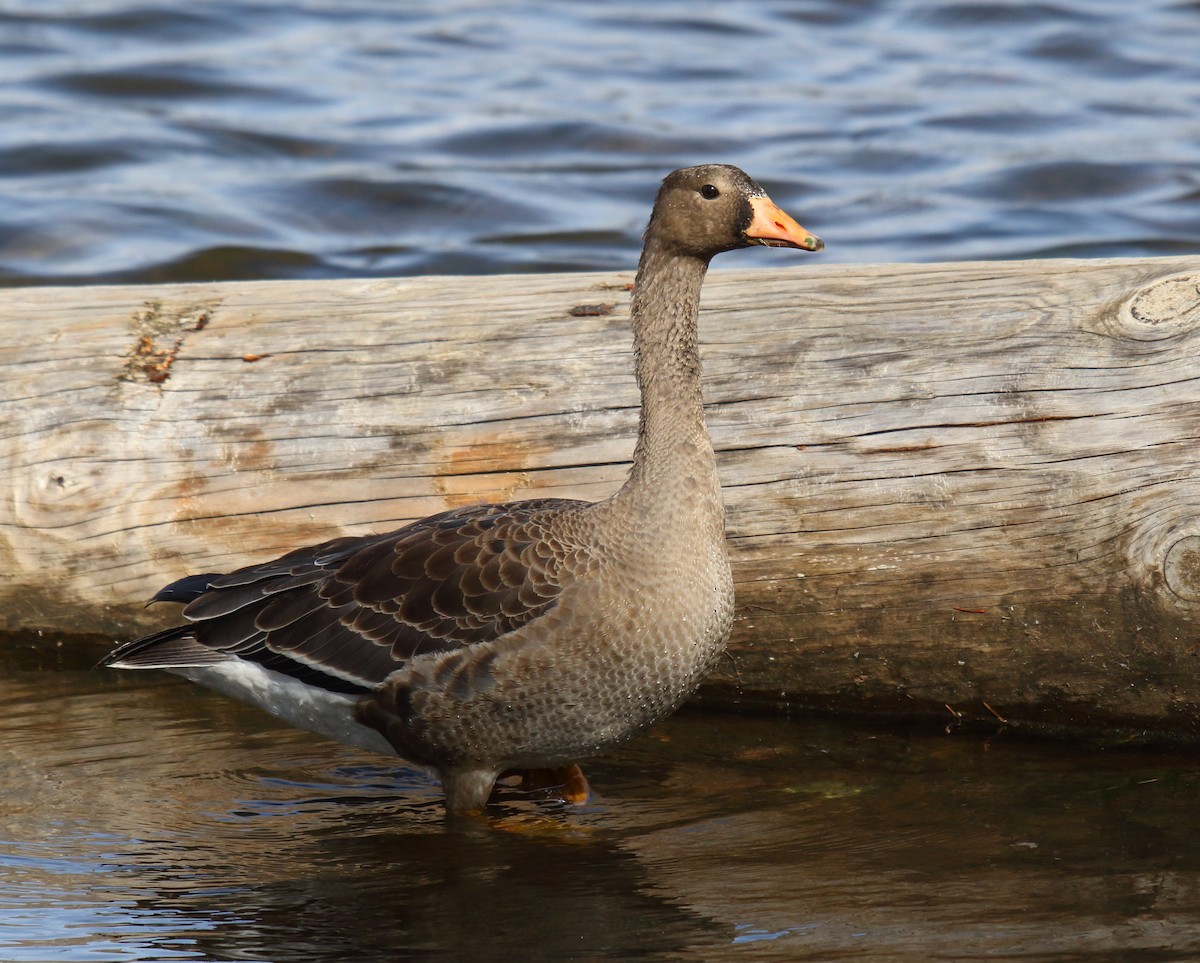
102;164;823;813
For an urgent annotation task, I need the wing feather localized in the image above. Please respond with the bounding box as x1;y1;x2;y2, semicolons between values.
114;499;590;694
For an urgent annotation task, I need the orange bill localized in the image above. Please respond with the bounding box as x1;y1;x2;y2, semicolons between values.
744;195;824;251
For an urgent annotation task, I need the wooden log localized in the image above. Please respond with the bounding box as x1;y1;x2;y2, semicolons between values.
5;257;1200;738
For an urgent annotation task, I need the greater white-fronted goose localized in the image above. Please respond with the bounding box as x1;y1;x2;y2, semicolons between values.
102;164;823;813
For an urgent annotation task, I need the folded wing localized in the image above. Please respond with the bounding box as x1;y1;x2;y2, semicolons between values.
104;499;590;694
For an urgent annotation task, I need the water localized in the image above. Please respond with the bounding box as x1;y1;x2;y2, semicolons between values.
4;1;1200;959
0;0;1197;288
5;643;1200;961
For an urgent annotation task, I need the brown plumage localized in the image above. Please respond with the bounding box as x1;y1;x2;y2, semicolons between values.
102;164;823;813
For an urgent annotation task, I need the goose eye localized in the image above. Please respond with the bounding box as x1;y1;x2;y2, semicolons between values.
699;184;720;200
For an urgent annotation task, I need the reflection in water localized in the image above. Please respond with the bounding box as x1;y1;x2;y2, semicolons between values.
168;824;720;962
3;645;1200;960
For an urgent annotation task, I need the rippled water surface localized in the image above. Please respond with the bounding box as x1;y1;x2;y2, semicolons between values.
4;2;1200;960
0;0;1197;287
6;643;1200;962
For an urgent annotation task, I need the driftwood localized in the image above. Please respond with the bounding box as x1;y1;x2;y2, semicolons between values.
4;256;1200;739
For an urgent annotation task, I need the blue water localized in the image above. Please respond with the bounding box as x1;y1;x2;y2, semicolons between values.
0;0;1197;287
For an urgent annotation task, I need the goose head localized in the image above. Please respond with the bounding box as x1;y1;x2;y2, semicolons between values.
646;164;824;261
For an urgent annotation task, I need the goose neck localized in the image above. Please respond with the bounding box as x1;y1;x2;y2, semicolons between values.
618;243;718;505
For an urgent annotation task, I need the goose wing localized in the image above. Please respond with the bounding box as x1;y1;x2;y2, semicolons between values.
104;499;590;694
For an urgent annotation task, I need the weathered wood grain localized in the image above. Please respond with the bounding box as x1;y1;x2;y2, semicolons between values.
4;257;1200;737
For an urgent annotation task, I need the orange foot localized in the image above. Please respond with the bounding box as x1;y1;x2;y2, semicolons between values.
511;764;591;805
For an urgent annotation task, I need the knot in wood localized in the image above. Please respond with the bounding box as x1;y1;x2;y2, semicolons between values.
1118;274;1200;341
1164;535;1200;602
